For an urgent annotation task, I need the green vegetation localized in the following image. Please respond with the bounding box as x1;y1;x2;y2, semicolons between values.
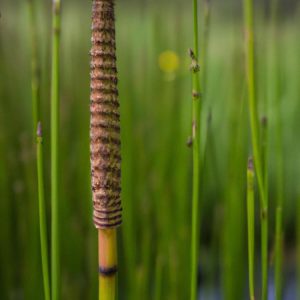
190;0;201;299
247;158;255;300
0;1;299;299
50;1;61;299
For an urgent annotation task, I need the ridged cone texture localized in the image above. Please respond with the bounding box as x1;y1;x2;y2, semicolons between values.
90;0;122;229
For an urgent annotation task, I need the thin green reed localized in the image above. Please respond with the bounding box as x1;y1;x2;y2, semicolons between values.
270;1;284;298
37;123;51;300
27;0;39;134
201;0;211;91
28;0;50;299
190;0;201;299
51;0;61;299
247;158;255;300
243;1;268;299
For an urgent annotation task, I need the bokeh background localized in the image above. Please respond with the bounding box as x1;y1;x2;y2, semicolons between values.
0;0;300;299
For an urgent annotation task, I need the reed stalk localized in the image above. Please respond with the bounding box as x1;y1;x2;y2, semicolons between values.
201;0;211;91
27;0;39;135
190;0;201;299
37;122;51;300
98;230;117;300
28;1;50;298
243;1;268;299
51;0;61;299
270;1;283;298
247;158;255;300
90;1;122;299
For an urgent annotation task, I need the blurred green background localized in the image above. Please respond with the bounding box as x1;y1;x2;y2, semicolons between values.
0;0;299;299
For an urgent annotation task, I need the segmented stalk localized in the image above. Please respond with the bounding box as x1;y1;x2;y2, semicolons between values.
28;1;50;299
243;1;268;299
27;0;40;135
51;1;61;299
270;1;284;298
247;158;255;300
90;1;122;299
37;123;51;300
190;0;201;299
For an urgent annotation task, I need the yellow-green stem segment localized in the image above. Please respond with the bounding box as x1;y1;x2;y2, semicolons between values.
190;0;201;299
247;158;255;300
243;1;268;299
37;123;51;300
99;229;117;300
51;0;61;299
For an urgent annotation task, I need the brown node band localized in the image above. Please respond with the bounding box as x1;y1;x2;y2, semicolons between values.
99;265;118;277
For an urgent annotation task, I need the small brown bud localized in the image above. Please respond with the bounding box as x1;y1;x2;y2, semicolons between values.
186;136;193;148
37;121;42;138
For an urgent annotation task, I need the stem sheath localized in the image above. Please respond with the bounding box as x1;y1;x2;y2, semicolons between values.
98;229;117;300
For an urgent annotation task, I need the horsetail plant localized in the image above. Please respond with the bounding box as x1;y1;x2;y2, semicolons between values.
51;0;61;299
189;0;201;299
201;0;211;91
247;157;255;300
270;1;284;298
90;1;122;299
37;123;51;300
243;1;269;299
27;0;40;135
28;1;50;299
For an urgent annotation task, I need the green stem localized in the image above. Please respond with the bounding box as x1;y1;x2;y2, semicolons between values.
37;123;51;300
247;158;255;300
243;1;268;299
27;0;40;135
270;2;283;298
201;0;211;91
51;1;61;299
98;229;117;300
28;1;50;298
190;0;201;299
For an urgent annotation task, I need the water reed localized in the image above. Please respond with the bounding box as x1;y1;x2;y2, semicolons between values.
247;157;255;300
28;1;50;299
37;123;51;300
190;0;201;299
243;1;268;299
51;0;61;299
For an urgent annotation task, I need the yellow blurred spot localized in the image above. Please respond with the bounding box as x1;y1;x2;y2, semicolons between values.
158;50;180;73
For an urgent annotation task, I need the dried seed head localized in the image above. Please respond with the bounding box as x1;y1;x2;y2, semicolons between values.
90;0;122;229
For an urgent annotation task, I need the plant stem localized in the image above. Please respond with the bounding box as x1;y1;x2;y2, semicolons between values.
28;1;50;298
247;158;255;300
90;1;122;299
27;0;40;135
98;230;117;300
37;122;51;300
51;1;61;299
201;0;211;91
243;1;268;299
270;1;283;298
190;0;201;299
